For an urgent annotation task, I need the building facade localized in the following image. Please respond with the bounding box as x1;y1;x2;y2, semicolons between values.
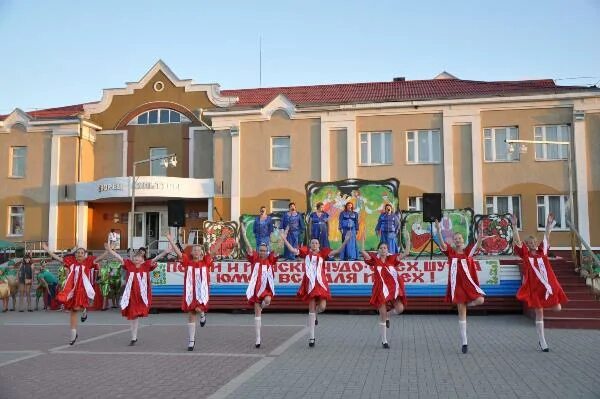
1;61;599;250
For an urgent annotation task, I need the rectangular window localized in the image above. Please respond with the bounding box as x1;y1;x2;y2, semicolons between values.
149;147;168;176
406;130;441;164
359;131;392;165
270;199;290;213
148;110;159;124
536;195;569;230
8;206;24;236
483;127;519;162
271;136;290;170
534;125;570;160
408;196;423;211
159;109;170;124
485;195;522;228
10;146;27;178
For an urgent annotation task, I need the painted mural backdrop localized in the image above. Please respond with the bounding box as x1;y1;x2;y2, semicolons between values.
401;209;474;256
239;213;291;257
305;178;400;250
202;220;240;260
474;214;514;255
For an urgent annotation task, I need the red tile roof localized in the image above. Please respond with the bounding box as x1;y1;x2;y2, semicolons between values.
220;79;595;108
1;78;596;121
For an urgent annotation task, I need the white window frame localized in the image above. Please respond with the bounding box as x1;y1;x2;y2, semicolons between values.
485;195;522;229
128;109;191;125
9;146;27;178
483;127;519;162
536;195;569;231
406;130;441;164
407;196;423;211
7;206;24;237
270;199;290;213
534;125;570;161
270;136;291;170
149;147;168;176
359;131;392;166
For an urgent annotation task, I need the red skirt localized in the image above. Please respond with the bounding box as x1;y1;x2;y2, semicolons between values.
248;286;274;305
181;298;210;313
297;276;331;302
57;280;91;310
121;286;151;320
444;264;483;304
516;274;568;308
369;272;407;309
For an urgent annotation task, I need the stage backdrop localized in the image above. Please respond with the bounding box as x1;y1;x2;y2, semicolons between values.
305;178;400;251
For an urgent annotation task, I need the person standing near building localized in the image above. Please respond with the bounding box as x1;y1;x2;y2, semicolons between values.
253;206;274;252
360;238;409;349
435;221;486;354
17;254;34;312
42;244;109;345
108;229;119;250
35;261;58;311
104;243;171;346
375;204;401;254
281;202;305;260
309;202;330;249
282;232;350;348
0;266;10;312
338;202;359;261
512;213;568;352
241;225;278;348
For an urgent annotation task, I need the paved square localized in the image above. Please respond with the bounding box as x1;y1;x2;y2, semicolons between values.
0;311;598;399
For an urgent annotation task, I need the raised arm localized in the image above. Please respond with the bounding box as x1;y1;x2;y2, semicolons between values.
434;220;447;252
165;232;183;259
241;223;254;256
94;248;111;263
511;214;522;248
103;243;124;263
280;231;300;256
329;231;352;258
151;245;173;263
41;243;64;263
545;213;555;243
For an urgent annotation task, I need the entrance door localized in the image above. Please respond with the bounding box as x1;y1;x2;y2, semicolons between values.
146;212;160;249
131;212;146;249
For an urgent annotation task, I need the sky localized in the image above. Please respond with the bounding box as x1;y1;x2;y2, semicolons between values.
1;0;599;114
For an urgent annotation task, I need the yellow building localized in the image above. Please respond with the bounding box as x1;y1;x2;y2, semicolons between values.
1;61;599;251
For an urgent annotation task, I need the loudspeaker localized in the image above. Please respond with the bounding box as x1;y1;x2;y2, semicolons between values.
167;200;186;227
422;193;442;222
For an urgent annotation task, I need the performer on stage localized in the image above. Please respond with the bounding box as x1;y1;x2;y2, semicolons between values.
241;224;278;348
253;206;274;252
435;221;487;354
282;232;350;347
42;243;109;345
104;243;171;346
281;202;305;260
338;202;359;260
360;236;409;349
166;233;218;351
309;202;330;249
375;204;401;254
512;213;567;352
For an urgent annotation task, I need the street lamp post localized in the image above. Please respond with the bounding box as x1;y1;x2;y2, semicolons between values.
506;139;574;229
130;153;178;243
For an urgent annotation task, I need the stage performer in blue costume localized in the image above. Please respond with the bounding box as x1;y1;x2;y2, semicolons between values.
338;202;359;260
281;202;305;260
375;204;401;254
253;206;273;251
309;202;330;249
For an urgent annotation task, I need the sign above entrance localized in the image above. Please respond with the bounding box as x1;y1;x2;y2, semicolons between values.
75;176;214;201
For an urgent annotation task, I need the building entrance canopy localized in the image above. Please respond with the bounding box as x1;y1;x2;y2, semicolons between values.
75;176;214;201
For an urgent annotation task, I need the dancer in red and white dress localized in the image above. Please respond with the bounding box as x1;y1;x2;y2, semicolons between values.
435;221;487;354
42;243;109;345
282;232;350;347
241;223;278;348
166;233;219;351
360;238;409;349
512;213;568;352
105;243;171;345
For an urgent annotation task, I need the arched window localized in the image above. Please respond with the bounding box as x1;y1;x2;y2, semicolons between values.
128;109;191;125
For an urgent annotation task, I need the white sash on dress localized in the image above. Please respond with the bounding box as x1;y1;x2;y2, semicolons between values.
304;254;326;294
450;258;485;301
66;265;95;301
120;271;148;309
528;257;553;300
